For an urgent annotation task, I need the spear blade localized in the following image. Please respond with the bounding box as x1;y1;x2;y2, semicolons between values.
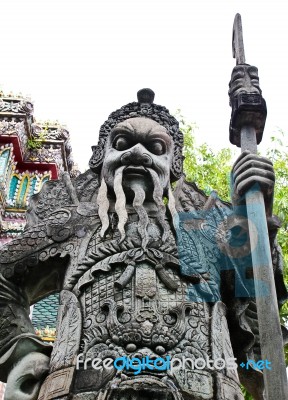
232;13;246;64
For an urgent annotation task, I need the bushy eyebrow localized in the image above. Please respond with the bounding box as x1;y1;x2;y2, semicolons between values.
113;120;136;133
110;126;134;142
148;131;171;139
110;122;170;144
112;125;133;134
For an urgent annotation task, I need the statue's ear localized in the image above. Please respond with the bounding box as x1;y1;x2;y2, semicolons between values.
170;144;184;182
89;144;105;172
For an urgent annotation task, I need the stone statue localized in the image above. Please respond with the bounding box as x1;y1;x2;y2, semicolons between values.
0;80;287;400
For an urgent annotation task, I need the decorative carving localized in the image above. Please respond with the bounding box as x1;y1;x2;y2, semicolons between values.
0;88;286;400
0;98;34;115
49;291;82;373
38;367;75;400
26;175;77;226
0;119;28;150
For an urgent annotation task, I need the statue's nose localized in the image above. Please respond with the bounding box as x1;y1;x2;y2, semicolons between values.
120;145;152;167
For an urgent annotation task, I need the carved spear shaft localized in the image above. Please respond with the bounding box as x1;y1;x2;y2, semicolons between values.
231;13;288;400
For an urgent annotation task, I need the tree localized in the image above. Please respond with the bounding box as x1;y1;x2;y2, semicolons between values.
266;131;288;326
179;113;288;399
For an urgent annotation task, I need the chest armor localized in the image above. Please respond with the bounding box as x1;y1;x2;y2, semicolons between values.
70;212;242;399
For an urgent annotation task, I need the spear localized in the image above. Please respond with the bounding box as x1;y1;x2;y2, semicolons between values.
230;13;288;400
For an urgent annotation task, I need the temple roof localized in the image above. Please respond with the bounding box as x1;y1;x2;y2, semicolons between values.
32;293;59;341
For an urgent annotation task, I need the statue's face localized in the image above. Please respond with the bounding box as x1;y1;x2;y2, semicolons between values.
102;117;173;198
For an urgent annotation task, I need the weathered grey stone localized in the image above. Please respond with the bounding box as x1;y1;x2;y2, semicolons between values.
0;86;286;400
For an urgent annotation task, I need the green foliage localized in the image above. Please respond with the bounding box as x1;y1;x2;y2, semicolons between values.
27;129;48;150
241;387;253;400
27;138;43;150
177;111;235;201
179;114;288;400
266;131;288;330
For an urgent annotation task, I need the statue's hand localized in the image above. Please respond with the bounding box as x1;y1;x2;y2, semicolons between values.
232;150;275;215
5;352;50;400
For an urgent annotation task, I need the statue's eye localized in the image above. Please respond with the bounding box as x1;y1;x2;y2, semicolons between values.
113;136;130;151
148;140;165;155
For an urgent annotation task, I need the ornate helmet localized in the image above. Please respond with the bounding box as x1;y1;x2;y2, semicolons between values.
89;88;184;181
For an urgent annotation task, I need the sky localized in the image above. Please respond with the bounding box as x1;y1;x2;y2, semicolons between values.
1;0;288;172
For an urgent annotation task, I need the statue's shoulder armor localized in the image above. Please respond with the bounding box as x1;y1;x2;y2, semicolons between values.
26;169;99;228
73;168;99;202
173;176;231;216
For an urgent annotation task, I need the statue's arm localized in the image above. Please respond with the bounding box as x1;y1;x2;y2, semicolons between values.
0;170;94;376
0;173;85;397
0;224;70;399
0;171;79;365
0;215;76;400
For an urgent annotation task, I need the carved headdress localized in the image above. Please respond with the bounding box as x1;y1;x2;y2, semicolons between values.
89;88;184;181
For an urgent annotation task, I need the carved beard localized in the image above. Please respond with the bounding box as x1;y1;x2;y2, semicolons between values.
96;166;179;248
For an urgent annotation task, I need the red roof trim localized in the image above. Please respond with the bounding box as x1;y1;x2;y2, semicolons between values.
0;135;58;179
